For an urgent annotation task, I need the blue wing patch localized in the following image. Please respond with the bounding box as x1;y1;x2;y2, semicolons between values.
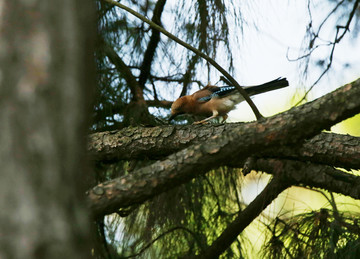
215;86;236;97
198;86;236;102
198;95;212;102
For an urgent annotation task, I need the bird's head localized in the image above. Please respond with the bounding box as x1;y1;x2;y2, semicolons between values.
169;96;188;122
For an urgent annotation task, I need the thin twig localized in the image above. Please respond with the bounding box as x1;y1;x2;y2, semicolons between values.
102;0;263;119
295;0;359;105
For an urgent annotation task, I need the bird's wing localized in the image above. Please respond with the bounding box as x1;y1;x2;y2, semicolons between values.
193;85;236;103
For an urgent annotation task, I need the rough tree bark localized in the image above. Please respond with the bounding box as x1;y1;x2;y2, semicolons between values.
89;127;360;169
87;78;360;218
0;1;95;258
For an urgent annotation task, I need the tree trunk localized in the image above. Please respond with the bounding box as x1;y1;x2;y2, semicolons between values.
0;0;95;258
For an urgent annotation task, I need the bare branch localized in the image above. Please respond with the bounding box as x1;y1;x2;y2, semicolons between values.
295;0;359;104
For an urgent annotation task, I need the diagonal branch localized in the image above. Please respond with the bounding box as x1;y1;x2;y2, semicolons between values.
194;157;360;258
87;78;360;218
103;44;144;102
195;156;360;258
193;176;290;259
102;43;158;126
102;0;263;119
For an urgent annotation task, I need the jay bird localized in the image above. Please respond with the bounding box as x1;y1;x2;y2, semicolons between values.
169;77;289;124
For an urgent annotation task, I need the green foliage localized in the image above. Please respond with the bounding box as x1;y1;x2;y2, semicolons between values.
94;0;243;130
103;167;249;258
92;0;360;258
263;208;360;258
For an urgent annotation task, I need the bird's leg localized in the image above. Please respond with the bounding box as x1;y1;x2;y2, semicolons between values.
221;114;228;123
193;111;218;125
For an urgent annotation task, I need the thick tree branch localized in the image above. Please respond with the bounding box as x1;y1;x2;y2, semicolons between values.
266;133;360;170
250;158;360;200
89;128;360;170
88;124;232;161
87;78;360;218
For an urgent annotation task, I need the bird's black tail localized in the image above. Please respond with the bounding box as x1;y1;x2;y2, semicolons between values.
244;77;289;96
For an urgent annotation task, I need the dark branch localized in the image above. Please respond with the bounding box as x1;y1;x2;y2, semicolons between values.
89;127;360;170
294;0;359;104
194;157;360;258
145;99;172;108
193;177;290;259
138;0;167;88
251;158;360;201
103;44;144;102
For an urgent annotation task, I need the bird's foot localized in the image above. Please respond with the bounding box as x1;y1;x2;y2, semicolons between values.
220;115;228;123
193;120;208;125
